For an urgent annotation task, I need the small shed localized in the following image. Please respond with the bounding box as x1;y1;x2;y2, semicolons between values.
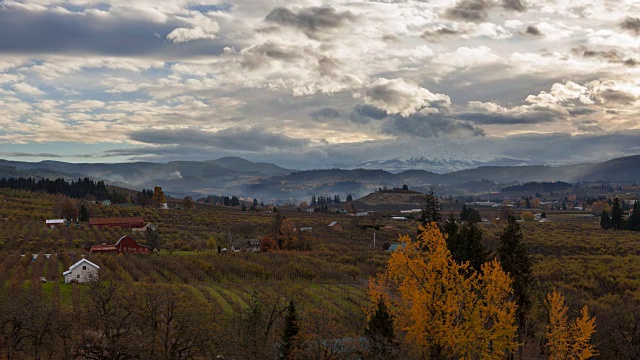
46;219;65;229
328;221;344;231
386;243;407;252
63;259;100;284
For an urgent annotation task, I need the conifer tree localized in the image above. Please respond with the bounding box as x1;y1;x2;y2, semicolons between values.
79;204;90;222
600;210;612;230
629;202;640;231
611;197;624;230
443;213;461;260
420;188;441;226
497;216;533;354
279;300;300;360
459;219;488;272
365;296;397;357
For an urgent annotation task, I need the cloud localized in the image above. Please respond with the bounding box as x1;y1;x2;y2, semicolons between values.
620;17;640;35
384;113;485;138
349;104;388;124
12;82;44;96
502;0;525;12
361;78;450;117
309;107;341;121
0;152;65;158
166;13;219;43
446;0;524;22
264;6;355;37
129;126;310;152
446;0;490;21
524;25;542;37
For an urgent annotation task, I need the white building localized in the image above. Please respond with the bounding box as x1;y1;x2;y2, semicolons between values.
63;259;100;284
46;219;65;229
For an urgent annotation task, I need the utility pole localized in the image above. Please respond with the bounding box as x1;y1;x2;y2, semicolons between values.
373;230;376;248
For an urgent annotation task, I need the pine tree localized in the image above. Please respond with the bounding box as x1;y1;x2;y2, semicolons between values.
600;210;612;230
460;204;469;221
443;213;461;260
365;296;397;358
497;215;533;355
420;188;441;226
79;204;90;222
279;300;300;360
611;197;624;230
459;220;488;272
629;202;640;231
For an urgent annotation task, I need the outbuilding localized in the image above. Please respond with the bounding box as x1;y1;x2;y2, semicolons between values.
63;259;100;284
46;219;65;229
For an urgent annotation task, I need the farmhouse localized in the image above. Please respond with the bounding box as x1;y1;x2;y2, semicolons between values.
89;217;144;229
230;239;260;252
328;221;344;231
63;258;100;284
90;236;150;254
46;219;65;229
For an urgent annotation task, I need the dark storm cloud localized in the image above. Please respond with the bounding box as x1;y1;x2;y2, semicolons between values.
446;0;525;22
524;25;542;37
421;27;463;40
598;89;637;105
129;127;309;152
348;104;388;124
265;6;355;34
0;5;221;56
446;0;490;21
0;152;64;158
502;0;525;12
309;107;341;121
384;113;485;138
620;17;640;35
624;58;639;67
455;109;557;124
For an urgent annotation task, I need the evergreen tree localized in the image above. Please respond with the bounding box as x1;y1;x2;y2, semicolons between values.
629;202;640;231
459;220;488;272
497;216;533;354
311;195;317;206
279;300;300;360
611;197;624;230
78;204;90;222
600;210;612;230
420;188;441;226
443;213;461;259
241;204;247;212
460;204;469;222
365;296;397;357
346;194;353;202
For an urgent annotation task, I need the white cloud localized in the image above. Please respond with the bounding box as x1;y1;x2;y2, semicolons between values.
12;82;44;96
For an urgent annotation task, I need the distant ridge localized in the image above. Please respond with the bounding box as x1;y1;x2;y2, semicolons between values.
1;155;639;200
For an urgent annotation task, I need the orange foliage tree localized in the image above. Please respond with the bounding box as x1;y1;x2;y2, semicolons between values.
546;291;597;360
368;223;517;359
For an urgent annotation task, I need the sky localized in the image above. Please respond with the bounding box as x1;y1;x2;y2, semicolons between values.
0;0;639;169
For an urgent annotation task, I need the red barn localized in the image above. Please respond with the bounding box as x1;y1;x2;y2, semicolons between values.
89;217;144;229
90;236;149;254
115;236;150;253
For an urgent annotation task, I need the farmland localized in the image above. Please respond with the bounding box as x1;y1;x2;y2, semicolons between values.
2;188;640;358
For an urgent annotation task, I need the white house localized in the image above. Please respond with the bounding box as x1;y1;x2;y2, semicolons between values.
46;219;65;229
63;259;100;284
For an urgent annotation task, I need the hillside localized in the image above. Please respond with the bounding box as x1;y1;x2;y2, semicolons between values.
354;190;426;211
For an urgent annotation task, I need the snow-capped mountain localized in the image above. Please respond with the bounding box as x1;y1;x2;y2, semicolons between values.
340;157;536;173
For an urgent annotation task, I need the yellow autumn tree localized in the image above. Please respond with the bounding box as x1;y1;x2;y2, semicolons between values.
546;291;597;360
368;223;517;359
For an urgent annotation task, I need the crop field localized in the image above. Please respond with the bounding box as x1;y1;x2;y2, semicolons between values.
2;188;640;358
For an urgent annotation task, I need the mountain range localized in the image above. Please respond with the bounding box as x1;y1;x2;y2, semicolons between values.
0;155;639;202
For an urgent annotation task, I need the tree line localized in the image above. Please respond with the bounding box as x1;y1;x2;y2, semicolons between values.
600;198;640;231
0;177;127;203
